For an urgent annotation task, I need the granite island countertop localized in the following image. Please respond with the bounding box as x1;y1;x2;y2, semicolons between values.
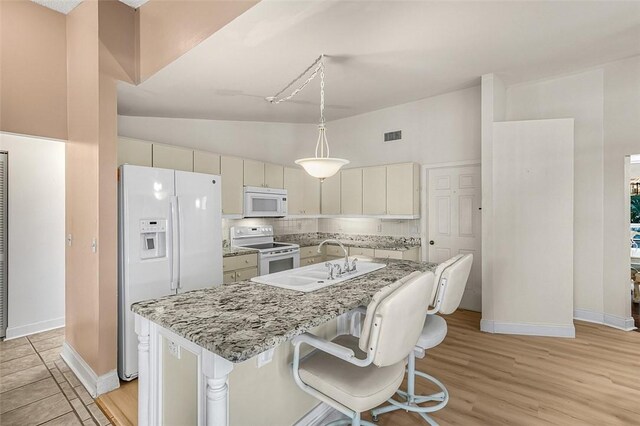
132;259;436;363
276;233;421;251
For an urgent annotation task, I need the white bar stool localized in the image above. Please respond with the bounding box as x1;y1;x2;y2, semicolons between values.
371;254;473;425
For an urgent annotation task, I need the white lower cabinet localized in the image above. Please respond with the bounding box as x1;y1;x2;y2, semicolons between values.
223;254;258;283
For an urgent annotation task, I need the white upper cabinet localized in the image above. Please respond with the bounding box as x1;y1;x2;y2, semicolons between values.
284;167;304;215
152;144;193;172
118;137;152;167
243;159;265;187
386;162;419;216
341;168;363;215
221;156;244;215
321;173;341;215
362;166;387;215
303;173;320;215
193;150;220;175
264;163;284;189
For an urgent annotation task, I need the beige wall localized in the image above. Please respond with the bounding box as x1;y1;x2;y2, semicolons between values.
137;0;258;81
0;0;68;140
66;0;102;371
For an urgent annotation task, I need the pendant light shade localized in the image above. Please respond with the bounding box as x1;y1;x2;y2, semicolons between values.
295;157;350;179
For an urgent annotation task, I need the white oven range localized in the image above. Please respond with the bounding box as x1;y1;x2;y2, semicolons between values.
230;225;300;275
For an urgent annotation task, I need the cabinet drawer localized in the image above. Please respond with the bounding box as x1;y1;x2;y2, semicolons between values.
325;256;343;262
348;247;375;257
301;256;321;266
223;271;236;284
374;249;403;260
235;267;258;281
300;245;320;259
223;254;257;272
325;245;345;257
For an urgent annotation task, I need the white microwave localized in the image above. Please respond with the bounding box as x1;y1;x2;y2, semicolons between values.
243;186;288;218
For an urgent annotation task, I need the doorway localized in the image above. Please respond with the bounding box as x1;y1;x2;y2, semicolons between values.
427;165;481;311
630;155;640;330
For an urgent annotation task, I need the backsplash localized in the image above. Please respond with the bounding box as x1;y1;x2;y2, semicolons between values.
275;232;421;248
318;218;421;238
222;217;421;247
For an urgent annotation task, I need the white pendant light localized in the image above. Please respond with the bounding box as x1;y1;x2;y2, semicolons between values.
268;55;349;180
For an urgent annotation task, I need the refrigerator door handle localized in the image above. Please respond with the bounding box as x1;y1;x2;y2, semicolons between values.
169;196;180;290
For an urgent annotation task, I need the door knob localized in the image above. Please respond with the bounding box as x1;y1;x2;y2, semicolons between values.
429;240;435;245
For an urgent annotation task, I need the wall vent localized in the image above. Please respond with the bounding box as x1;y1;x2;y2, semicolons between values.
384;130;402;142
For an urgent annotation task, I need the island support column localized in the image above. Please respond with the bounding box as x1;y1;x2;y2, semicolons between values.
203;351;234;426
135;314;151;426
135;313;235;426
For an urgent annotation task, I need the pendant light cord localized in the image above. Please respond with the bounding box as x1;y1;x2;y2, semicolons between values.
267;54;331;159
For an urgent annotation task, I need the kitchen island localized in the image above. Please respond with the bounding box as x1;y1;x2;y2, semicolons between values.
132;259;435;426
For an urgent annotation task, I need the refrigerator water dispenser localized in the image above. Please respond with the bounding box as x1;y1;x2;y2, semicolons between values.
140;219;167;259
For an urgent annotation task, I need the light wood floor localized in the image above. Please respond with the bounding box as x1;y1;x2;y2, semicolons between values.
98;310;640;425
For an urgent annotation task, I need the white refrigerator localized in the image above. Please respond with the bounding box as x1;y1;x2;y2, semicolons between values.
118;165;222;380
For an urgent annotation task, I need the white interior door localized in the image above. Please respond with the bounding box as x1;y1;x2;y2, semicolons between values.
428;165;481;311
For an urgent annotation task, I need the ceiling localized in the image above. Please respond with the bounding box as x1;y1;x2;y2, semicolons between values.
117;0;640;123
32;0;148;14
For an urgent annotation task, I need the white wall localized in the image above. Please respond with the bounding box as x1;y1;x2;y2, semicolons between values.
117;115;317;167
0;132;66;338
118;86;481;170
326;86;481;167
506;69;605;320
487;55;640;329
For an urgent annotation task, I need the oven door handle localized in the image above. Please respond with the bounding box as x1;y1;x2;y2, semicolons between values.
261;249;300;259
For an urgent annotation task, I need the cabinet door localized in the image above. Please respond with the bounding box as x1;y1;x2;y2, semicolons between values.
321;173;341;215
118;137;152;166
223;271;236;284
303;173;320;215
264;163;284;189
386;163;419;216
243;159;265;187
341;168;363;215
362;166;387;215
152;144;194;171
193;150;220;175
220;156;244;215
284;167;304;215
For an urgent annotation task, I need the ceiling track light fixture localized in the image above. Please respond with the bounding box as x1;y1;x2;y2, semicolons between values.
266;54;349;181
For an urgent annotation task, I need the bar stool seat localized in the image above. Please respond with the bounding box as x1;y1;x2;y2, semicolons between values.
299;335;406;413
416;315;447;350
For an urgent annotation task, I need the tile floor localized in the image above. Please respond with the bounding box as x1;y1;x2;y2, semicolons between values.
0;328;112;426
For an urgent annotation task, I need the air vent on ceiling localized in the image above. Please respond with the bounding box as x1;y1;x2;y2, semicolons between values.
384;130;402;142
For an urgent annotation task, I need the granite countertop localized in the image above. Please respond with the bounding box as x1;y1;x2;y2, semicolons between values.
222;246;259;258
276;233;421;251
132;259;436;363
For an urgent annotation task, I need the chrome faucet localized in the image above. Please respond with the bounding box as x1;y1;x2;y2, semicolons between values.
324;262;335;280
318;239;349;273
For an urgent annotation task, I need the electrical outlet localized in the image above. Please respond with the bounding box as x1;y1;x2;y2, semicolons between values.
297;222;302;230
168;340;181;359
256;348;275;368
377;224;382;233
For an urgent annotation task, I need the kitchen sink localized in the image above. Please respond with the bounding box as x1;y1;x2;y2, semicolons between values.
251;261;386;292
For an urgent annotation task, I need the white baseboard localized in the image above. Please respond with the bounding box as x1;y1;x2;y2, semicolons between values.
573;309;637;331
5;317;65;340
61;342;120;398
480;319;575;338
294;403;342;426
603;313;637;331
573;308;604;324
